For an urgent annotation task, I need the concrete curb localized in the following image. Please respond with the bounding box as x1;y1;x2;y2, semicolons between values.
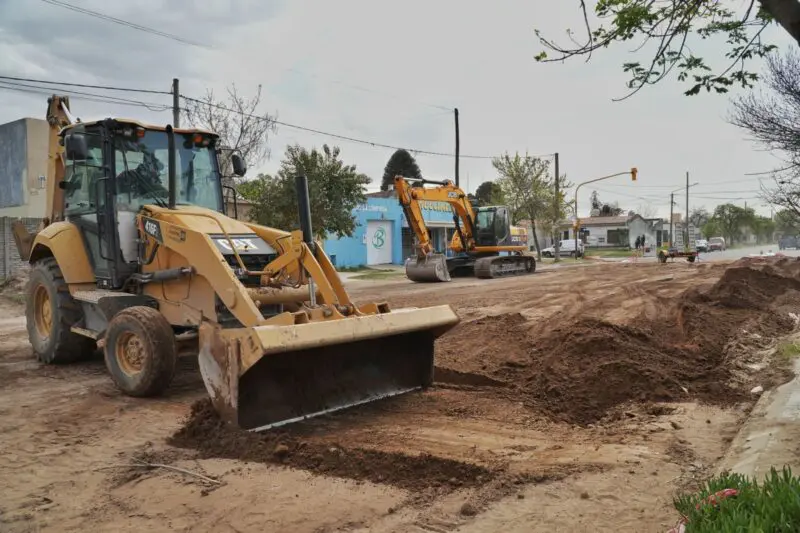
717;358;800;479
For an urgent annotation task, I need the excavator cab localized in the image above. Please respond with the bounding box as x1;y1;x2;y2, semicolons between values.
473;206;511;247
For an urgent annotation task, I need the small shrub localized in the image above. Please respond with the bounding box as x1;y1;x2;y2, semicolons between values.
673;466;800;532
777;341;800;360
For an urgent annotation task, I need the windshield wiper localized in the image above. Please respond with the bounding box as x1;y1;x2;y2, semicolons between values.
120;145;168;209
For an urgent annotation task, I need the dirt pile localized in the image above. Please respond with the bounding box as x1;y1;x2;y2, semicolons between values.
169;400;498;491
702;258;800;309
435;257;800;425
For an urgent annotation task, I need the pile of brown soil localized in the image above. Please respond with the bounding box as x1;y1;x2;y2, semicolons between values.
436;257;800;425
702;259;800;309
169;400;497;491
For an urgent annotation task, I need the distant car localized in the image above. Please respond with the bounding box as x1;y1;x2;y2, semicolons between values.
542;239;585;258
695;239;709;253
708;237;726;252
779;235;798;250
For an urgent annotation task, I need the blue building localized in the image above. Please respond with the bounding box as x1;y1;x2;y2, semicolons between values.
323;192;457;268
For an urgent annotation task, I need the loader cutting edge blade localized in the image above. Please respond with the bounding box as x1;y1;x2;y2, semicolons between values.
405;254;451;282
198;305;460;432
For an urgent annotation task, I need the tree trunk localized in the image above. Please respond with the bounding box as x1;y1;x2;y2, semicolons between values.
530;218;542;260
760;0;800;45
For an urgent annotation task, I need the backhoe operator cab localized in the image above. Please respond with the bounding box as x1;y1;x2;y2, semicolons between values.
59;120;246;290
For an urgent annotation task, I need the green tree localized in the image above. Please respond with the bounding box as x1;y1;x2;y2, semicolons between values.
474;180;505;206
492;153;571;259
712;203;756;244
381;149;422;191
751;215;777;243
776;208;800;233
689;207;711;229
702;218;722;239
236;177;266;201
534;1;792;98
245;144;370;240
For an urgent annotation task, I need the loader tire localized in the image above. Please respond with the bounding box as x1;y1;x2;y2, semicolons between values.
26;257;95;364
104;306;177;397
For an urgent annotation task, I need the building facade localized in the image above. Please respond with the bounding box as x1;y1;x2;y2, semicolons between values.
322;194;457;268
0;118;49;219
554;214;666;248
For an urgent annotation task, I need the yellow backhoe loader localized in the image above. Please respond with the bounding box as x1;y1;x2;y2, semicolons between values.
394;175;535;282
11;96;459;431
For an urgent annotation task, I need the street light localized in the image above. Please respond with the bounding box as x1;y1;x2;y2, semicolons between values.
573;168;638;260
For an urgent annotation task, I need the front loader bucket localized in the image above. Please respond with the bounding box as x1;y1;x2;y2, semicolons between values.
405;253;451;282
198;305;459;431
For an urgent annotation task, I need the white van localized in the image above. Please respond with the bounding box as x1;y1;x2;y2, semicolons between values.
542;239;585;258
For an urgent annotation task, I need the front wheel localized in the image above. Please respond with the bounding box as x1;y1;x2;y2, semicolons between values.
104;306;177;397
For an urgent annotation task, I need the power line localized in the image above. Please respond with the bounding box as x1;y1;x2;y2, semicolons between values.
39;0;209;48
180;94;552;160
37;1;452;113
0;81;170;111
0;74;170;95
744;165;796;176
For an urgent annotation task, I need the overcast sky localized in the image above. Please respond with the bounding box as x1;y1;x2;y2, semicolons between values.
0;0;793;219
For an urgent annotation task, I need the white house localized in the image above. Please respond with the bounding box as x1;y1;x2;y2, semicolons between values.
556;214;666;248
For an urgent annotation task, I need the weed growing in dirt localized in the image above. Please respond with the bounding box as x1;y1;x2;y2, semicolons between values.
777;341;800;361
350;270;404;280
673;466;800;532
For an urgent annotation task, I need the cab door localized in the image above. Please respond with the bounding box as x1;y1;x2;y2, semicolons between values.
62;127;126;289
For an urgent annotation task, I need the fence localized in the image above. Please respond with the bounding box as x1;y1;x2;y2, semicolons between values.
0;216;44;280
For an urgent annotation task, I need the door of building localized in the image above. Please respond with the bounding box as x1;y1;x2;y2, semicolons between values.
366;220;393;265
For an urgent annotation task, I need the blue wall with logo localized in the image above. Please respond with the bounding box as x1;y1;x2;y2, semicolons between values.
323;196;456;268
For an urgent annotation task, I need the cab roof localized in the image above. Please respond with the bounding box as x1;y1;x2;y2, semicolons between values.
62;118;217;137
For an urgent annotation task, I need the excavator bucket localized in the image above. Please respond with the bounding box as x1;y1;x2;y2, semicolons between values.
198;305;460;431
405;253;451;282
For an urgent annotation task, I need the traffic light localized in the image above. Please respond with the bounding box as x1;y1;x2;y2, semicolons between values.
631;167;638;181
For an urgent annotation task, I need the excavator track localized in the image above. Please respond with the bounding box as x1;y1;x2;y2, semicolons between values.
473;255;535;279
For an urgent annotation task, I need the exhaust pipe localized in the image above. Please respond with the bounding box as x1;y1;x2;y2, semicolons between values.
295;174;317;306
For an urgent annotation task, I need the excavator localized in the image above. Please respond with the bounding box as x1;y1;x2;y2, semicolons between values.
394;175;535;282
11;96;460;431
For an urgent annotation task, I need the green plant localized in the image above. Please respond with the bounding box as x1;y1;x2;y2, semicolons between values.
777;341;800;360
336;265;365;272
673;467;800;532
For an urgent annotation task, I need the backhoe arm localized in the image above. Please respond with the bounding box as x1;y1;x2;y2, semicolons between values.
44;96;74;225
393;175;477;255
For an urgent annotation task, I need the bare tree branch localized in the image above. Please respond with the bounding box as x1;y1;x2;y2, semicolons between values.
182;84;277;185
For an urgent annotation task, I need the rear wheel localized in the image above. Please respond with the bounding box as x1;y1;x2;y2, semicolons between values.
26;257;95;364
103;306;177;397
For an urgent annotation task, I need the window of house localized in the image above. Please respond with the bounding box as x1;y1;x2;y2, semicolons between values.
606;229;629;246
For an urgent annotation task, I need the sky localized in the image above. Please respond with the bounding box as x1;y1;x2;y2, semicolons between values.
0;0;794;220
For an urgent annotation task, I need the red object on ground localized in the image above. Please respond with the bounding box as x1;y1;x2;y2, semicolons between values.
666;488;739;533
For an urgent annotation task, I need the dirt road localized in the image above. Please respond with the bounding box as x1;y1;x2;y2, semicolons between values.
1;259;798;532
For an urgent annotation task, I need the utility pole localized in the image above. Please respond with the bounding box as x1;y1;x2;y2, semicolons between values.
172;78;180;128
553;152;561;262
685;171;690;252
454;108;460;187
670;192;675;248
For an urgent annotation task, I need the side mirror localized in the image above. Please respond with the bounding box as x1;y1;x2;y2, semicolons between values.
231;153;247;177
64;133;88;160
